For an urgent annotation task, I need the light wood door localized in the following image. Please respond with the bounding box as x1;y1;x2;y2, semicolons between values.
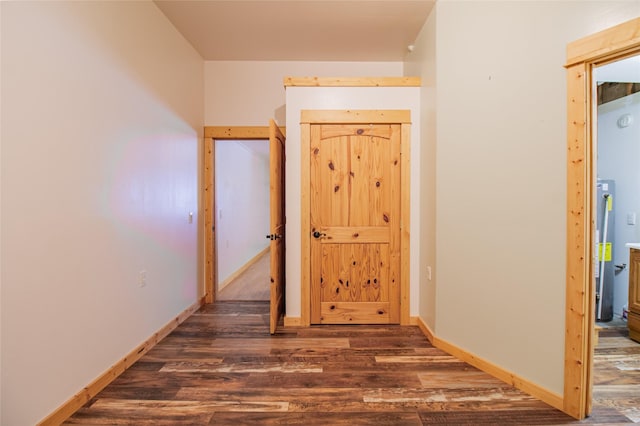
310;123;401;324
269;119;286;334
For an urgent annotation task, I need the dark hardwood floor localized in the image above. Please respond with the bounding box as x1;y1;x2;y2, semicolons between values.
64;302;638;425
592;324;640;423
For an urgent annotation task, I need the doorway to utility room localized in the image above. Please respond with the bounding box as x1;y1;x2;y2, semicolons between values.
215;139;270;301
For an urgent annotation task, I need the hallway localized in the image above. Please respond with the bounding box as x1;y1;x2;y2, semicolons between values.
217;251;270;301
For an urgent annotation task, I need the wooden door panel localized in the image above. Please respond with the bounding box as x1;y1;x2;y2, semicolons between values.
320;302;390;324
269;119;285;334
311;123;400;324
320;123;393;139
319;243;389;302
315;226;389;243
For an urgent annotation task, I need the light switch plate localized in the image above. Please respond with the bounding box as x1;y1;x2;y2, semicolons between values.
628;212;636;226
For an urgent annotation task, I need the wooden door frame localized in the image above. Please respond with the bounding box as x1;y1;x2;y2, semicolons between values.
300;110;412;326
203;126;281;303
564;17;640;419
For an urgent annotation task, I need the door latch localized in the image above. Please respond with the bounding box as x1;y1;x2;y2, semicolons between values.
266;234;282;240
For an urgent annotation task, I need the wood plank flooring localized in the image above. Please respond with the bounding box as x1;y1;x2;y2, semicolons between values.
64;302;639;425
217;251;270;301
593;325;640;423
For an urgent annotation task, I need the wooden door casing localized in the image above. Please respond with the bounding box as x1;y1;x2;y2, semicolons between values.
269;120;286;334
310;123;401;324
630;249;640;313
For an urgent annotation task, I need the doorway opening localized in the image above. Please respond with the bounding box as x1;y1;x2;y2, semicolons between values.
593;57;640;325
214;139;270;301
203;124;287;334
565;17;640;420
589;55;640;422
203;126;273;304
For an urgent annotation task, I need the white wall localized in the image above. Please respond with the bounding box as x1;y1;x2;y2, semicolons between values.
215;140;270;286
204;61;403;126
0;2;203;424
597;91;640;317
405;0;640;397
285;86;421;318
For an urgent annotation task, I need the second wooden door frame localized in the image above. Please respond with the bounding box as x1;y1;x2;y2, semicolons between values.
299;110;412;326
203;126;279;303
564;17;640;419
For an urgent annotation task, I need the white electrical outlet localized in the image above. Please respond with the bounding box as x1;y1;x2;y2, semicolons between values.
427;266;432;281
139;270;147;288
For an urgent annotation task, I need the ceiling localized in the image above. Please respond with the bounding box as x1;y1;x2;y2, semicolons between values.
154;0;435;61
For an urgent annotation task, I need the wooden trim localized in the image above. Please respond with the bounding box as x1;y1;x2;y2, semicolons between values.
301;110;411;124
205;126;268;139
204;126;286;140
410;316;434;344
204;128;275;303
434;333;564;412
411;316;564;413
564;62;592;420
300;122;311;326
300;110;411;327
284;76;421;87
38;298;205;426
566;18;640;67
284;316;302;327
564;17;640;420
400;123;411;325
218;246;270;291
204;138;214;303
412;315;567;411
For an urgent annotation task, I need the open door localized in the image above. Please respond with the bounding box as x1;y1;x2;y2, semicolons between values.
268;119;286;334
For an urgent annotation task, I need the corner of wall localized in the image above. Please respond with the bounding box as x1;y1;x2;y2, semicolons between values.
403;1;437;331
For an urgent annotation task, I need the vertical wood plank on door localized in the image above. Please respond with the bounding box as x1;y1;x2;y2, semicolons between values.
350;134;369;226
309;124;322;324
330;136;349;226
369;244;381;302
400;123;411;325
301;123;312;326
334;244;346;303
269;120;286;335
352;244;365;302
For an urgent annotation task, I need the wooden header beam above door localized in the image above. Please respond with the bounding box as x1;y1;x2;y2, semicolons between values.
565;17;640;66
204;126;286;139
284;77;421;87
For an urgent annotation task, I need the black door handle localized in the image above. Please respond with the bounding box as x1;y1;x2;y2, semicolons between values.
313;231;326;239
